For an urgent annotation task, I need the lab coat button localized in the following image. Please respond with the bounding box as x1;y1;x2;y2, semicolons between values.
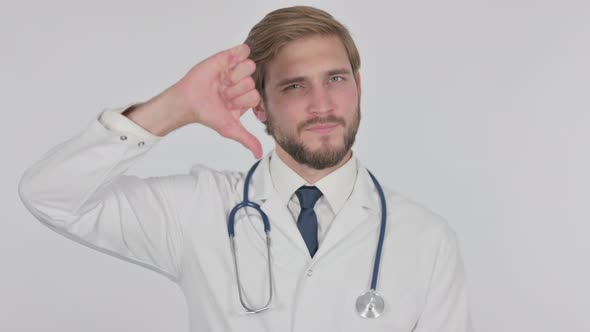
307;269;313;277
119;135;127;141
137;141;145;147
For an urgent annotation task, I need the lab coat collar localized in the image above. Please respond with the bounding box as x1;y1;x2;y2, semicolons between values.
246;151;274;202
243;152;311;264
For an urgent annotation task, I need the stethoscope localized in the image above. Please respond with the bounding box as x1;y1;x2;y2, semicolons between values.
227;159;387;318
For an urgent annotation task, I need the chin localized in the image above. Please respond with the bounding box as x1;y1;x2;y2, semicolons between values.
307;143;348;158
309;136;345;149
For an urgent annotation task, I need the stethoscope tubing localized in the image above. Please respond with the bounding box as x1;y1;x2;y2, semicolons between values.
227;159;387;315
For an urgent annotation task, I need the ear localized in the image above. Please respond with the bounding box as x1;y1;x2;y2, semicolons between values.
253;97;268;122
355;71;362;99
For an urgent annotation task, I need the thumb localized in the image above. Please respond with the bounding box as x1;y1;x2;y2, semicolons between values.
222;122;263;159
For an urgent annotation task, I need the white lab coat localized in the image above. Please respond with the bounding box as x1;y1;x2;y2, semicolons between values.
18;114;473;332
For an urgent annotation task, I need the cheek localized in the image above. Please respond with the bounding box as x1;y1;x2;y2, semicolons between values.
268;105;302;130
270;100;305;121
332;91;359;118
338;84;360;104
274;94;306;111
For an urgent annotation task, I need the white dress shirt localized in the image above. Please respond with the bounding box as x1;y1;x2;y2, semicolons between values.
269;149;357;247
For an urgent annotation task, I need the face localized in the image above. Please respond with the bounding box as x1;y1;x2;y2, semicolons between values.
254;34;362;170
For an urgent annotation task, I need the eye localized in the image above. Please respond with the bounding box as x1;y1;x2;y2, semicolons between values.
284;83;302;91
330;76;344;82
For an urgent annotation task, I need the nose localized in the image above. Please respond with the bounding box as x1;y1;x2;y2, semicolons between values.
307;84;334;114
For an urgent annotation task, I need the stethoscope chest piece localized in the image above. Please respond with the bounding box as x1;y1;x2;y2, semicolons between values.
356;290;385;318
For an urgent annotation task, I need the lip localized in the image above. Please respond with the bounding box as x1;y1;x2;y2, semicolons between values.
305;124;338;135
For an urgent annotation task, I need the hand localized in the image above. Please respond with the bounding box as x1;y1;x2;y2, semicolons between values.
173;44;263;159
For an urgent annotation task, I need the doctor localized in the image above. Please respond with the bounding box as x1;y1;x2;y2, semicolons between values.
18;5;473;332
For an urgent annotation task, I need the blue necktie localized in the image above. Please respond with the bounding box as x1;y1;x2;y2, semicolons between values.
295;186;323;258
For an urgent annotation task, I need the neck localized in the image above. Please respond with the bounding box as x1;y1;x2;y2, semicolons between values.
275;145;353;184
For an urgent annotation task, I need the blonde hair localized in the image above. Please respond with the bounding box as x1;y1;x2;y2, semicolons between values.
243;5;361;100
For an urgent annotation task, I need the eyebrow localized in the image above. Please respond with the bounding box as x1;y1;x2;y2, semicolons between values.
274;68;352;88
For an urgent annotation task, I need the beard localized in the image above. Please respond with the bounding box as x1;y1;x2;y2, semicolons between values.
265;103;361;170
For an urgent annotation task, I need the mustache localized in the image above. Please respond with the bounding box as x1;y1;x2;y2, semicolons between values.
298;115;345;133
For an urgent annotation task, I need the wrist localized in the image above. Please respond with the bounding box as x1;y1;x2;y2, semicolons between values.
123;89;195;136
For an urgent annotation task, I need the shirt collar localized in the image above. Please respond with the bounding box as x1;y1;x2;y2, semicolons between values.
269;149;358;214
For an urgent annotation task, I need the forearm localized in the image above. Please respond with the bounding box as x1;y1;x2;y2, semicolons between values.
18;116;159;220
18;114;186;280
124;85;197;137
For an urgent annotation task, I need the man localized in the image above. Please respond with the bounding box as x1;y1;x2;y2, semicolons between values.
18;5;473;331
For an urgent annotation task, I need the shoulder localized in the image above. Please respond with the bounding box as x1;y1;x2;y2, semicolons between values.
356;161;453;238
381;186;457;243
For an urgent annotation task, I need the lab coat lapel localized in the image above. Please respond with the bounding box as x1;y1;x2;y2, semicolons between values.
242;154;311;267
312;164;382;262
260;194;312;262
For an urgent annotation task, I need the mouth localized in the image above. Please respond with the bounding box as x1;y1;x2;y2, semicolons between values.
305;123;339;135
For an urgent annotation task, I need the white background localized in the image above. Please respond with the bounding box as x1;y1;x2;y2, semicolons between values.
3;0;589;331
